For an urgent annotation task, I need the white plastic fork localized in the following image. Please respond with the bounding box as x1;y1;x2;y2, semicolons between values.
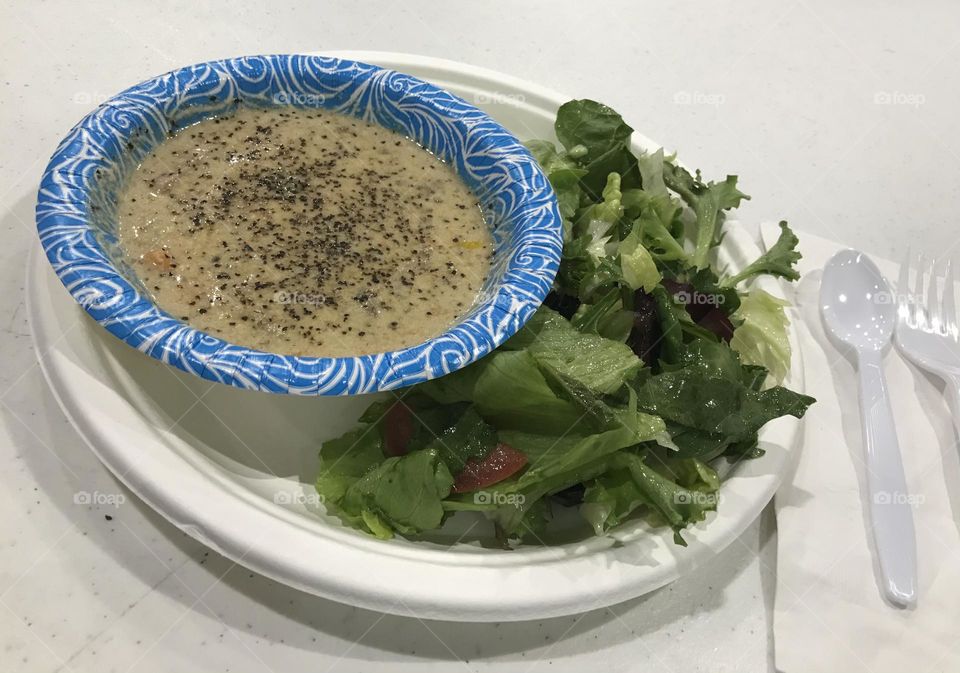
895;251;960;425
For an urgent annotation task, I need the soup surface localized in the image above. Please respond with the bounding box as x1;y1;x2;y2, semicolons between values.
117;106;493;357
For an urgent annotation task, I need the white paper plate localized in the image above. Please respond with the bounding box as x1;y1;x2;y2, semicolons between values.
27;52;805;622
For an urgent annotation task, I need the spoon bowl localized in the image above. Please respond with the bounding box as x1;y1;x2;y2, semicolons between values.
821;249;896;352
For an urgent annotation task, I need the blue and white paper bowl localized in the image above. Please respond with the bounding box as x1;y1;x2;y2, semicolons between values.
36;55;562;395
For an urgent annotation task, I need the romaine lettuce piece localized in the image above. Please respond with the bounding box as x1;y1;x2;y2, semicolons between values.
480;419;663;535
315;426;383;506
621;454;719;544
505;307;644;395
524;139;586;241
472;350;584;434
730;289;793;383
339;449;453;539
316;409;458;538
571;287;634;343
635;148;669;197
619;225;661;292
582;453;720;543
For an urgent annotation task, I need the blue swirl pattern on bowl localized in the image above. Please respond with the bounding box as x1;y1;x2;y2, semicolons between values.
36;55;562;395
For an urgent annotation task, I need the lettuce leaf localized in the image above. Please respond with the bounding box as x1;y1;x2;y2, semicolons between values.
340;449;453;538
505;307;643;395
634;363;812;441
554;99;639;200
424;406;498;473
472;350;584;434
477;417;663;536
723;221;801;287
316;427;454;539
571;287;635;342
619;225;661;292
730;289;793;383
555;99;634;160
316;426;383;506
662;163;749;269
581;454;720;542
524;139;586;241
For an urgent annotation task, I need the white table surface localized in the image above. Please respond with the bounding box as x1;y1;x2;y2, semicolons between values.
2;1;957;671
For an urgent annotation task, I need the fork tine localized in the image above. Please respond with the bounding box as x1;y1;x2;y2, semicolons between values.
898;247;911;319
945;258;957;338
913;251;927;326
927;257;942;329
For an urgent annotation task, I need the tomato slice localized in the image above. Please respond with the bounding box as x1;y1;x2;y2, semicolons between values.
382;401;416;457
452;443;528;494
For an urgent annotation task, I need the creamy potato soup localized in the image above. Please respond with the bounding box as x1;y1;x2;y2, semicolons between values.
116;106;493;357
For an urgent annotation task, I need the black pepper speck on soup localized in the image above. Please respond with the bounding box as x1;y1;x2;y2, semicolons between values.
117;106;494;357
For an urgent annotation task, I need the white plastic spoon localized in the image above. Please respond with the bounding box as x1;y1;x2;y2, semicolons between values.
820;249;917;607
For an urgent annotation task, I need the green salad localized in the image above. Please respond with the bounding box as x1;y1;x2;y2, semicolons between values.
314;99;815;546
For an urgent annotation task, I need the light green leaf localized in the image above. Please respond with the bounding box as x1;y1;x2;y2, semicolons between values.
619;226;661;291
730;289;792;383
505;307;643;395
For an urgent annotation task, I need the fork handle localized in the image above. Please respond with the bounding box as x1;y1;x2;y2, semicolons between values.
945;375;960;440
856;347;918;606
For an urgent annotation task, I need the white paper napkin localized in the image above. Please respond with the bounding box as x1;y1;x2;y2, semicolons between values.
762;223;960;672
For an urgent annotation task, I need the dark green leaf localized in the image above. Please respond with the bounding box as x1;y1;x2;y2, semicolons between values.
425;406;498;473
651;286;684;366
634;367;815;440
555;99;634;160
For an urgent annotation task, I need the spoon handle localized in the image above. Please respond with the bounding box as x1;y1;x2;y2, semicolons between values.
857;348;917;606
